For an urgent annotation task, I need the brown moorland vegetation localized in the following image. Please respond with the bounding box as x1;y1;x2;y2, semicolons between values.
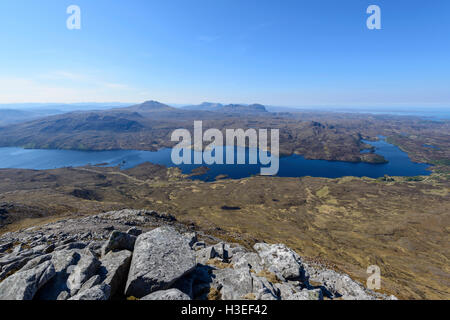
0;163;448;299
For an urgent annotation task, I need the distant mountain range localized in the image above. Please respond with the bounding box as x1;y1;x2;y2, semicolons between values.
182;102;268;114
0;102;131;112
182;102;224;111
0;100;272;128
0;109;65;126
0;103;133;126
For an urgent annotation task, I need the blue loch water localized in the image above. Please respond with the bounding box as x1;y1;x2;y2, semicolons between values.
0;138;431;181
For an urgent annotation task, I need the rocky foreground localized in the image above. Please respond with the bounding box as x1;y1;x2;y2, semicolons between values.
0;209;396;300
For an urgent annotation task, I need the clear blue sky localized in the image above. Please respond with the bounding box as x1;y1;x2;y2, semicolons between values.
0;0;449;107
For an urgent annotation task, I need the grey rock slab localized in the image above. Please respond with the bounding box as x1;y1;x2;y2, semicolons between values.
21;254;52;271
0;260;55;300
79;275;102;293
124;226;196;298
250;274;279;300
51;250;81;273
232;252;263;273
0;256;35;281
66;252;101;295
184;232;197;247
141;288;191;300
99;250;132;297
69;283;111;300
254;243;307;281
55;242;87;252
287;288;323;300
86;241;103;258
0;250;35;268
274;282;300;300
101;231;136;256
56;291;70;300
195;246;217;265
213;243;231;260
304;266;374;300
34;250;81;300
211;267;253;300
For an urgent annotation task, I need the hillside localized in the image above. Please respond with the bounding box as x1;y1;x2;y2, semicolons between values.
0;164;448;299
0;109;64;126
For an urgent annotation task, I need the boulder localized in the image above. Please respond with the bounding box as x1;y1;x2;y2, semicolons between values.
56;291;70;300
101;231;136;256
250;274;279;300
69;283;111;300
213;243;231;260
99;250;132;297
78;275;102;293
66;252;101;295
184;232;197;247
34;250;81;300
55;242;87;252
0;250;35;268
51;250;81;273
0;255;35;281
124;226;196;298
21;254;52;271
86;241;104;257
304;266;373;300
211;267;253;300
195;246;217;265
288;289;323;300
141;288;191;300
0;260;55;300
232;252;263;272
254;243;307;281
274;282;300;299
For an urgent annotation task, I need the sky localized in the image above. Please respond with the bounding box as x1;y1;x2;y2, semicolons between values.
0;0;449;108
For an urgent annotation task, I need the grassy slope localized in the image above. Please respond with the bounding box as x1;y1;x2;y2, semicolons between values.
0;164;448;299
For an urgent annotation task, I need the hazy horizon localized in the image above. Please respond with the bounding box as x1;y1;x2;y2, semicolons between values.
0;101;449;115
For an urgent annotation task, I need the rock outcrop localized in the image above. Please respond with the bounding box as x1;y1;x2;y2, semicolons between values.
0;209;396;300
0;260;55;300
125;226;196;298
141;288;191;300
